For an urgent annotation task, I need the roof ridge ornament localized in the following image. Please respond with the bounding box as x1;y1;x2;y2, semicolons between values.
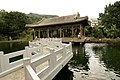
74;12;80;19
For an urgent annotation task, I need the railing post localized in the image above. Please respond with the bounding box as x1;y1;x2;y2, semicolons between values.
60;38;62;43
23;57;30;66
63;45;67;58
50;48;56;68
0;51;4;72
24;46;31;58
69;42;72;52
29;41;32;47
39;44;43;54
23;57;31;80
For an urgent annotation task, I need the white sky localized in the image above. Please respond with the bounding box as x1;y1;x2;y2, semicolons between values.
0;0;118;19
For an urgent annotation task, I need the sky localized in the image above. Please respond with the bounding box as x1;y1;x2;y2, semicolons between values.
0;0;118;19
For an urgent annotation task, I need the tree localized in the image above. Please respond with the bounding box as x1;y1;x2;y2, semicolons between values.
0;10;8;38
0;11;31;40
99;1;120;37
92;26;104;38
0;10;58;41
103;25;119;38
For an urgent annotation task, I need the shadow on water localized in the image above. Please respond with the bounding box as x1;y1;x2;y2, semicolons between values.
53;65;73;80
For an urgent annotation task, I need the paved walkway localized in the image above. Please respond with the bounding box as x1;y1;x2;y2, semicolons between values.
0;68;24;80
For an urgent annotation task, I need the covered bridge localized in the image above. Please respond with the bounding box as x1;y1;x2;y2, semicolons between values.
26;12;88;42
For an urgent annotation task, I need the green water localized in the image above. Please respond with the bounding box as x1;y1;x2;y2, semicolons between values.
68;43;120;80
0;41;28;54
0;42;120;80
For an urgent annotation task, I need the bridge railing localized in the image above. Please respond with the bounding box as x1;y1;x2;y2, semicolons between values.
0;44;43;77
0;46;43;77
23;42;72;80
0;50;25;77
39;38;62;43
0;38;68;78
29;38;63;49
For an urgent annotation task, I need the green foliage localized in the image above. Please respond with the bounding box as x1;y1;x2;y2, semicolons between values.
85;26;93;37
0;10;31;40
103;25;119;38
99;1;120;38
85;25;104;38
92;26;104;38
0;10;8;36
27;13;58;23
0;10;57;41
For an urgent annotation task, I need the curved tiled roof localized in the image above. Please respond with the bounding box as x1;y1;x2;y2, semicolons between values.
26;13;88;28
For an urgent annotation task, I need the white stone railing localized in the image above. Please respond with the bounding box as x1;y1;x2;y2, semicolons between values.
0;44;43;77
23;42;73;80
29;38;63;49
0;50;25;77
0;38;71;78
39;38;62;43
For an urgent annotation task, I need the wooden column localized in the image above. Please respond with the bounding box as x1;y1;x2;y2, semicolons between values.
41;31;42;38
50;30;53;38
47;28;49;38
83;26;85;37
72;27;74;38
62;29;64;38
60;28;62;38
38;29;40;40
33;29;36;40
66;29;68;37
80;24;83;38
42;31;44;38
73;28;76;38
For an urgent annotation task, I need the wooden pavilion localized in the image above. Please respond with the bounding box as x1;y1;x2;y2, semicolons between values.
26;12;88;42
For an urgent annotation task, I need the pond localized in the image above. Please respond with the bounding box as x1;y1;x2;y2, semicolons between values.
0;41;28;54
54;43;120;80
0;42;120;80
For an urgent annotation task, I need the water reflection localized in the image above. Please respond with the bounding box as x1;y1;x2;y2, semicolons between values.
70;45;89;71
69;43;120;80
69;45;89;80
92;43;120;78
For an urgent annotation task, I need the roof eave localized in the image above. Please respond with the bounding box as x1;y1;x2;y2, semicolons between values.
26;16;88;28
